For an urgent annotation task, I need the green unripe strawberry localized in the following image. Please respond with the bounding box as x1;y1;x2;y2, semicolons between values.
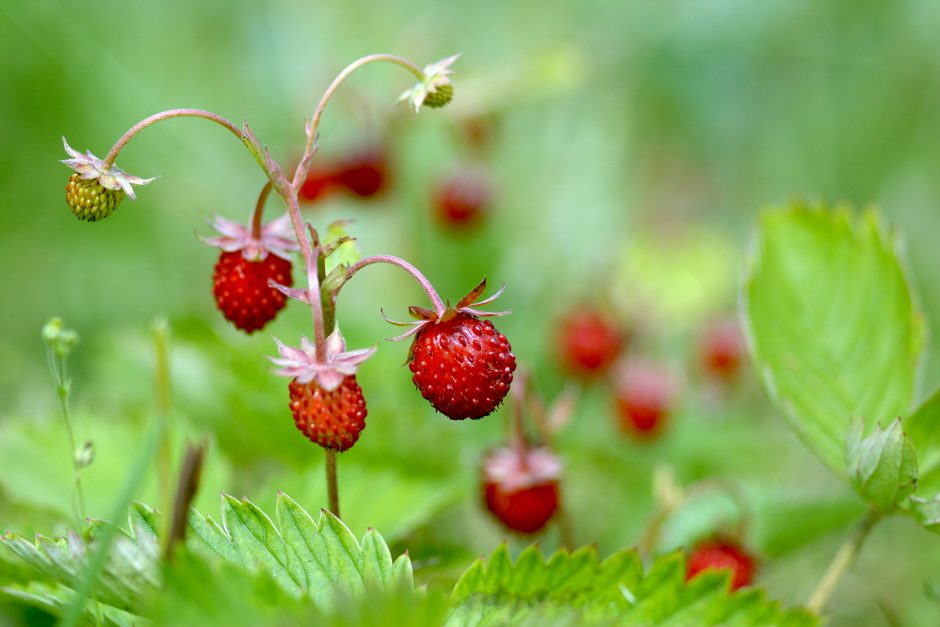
423;83;453;109
66;173;126;222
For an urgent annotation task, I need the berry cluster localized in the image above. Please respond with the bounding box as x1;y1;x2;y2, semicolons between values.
554;305;746;440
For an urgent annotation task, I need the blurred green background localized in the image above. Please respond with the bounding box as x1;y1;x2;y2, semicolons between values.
2;0;940;625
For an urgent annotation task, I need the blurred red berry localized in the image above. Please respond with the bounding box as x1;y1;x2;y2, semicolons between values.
433;170;491;229
557;309;624;378
299;165;336;203
288;374;367;452
482;445;561;534
333;146;389;198
700;319;746;381
685;538;756;591
614;362;676;438
212;251;292;334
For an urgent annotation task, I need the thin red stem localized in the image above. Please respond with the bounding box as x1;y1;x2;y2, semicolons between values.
251;181;274;240
102;109;244;168
290;54;425;191
344;255;446;316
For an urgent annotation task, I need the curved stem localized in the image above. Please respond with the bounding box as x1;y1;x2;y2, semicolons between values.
343;255;446;316
102;109;244;168
251;181;274;240
807;511;880;615
290;54;425;190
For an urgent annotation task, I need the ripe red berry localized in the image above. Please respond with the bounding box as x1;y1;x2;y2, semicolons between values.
212;251;293;334
288;375;367;452
614;363;676;438
409;312;515;420
556;309;624;378
685;538;756;591
482;445;561;534
433;171;491;229
333;146;389;198
700;319;746;381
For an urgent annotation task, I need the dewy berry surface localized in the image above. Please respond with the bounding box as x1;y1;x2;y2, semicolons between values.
409;312;516;420
288;374;367;452
212;251;292;334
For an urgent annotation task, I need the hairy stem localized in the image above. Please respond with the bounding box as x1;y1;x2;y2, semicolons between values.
290;54;425;191
807;511;880;615
102;109;244;168
344;255;446;316
325;449;340;517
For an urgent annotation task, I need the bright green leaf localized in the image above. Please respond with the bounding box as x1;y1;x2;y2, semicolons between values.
846;419;918;512
905;386;940;495
447;544;816;626
743;203;924;476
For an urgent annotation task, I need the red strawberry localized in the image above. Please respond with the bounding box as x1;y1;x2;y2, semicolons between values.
557;309;624;378
433;170;491;229
299;164;336;203
288;375;367;451
410;313;515;419
386;279;515;420
272;329;377;452
213;251;292;334
333;145;389;198
203;214;298;334
614;362;676;438
700;319;746;381
482;445;561;534
685;538;756;591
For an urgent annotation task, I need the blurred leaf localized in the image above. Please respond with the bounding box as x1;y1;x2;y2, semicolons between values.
447;544;816;626
0;582;134;627
0;503;159;612
905;386;940;495
846;419;917;513
743;203;923;476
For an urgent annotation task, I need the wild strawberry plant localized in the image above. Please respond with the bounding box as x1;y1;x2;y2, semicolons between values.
9;48;931;626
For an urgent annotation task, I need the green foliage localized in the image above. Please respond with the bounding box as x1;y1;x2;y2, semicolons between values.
447;544;816;626
187;492;413;607
0;503;159;612
905;387;940;495
744;203;923;479
846;419;918;513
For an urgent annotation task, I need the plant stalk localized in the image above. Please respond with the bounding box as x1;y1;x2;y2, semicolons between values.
807;511;880;615
325;449;340;517
102;109;244;168
343;254;446;316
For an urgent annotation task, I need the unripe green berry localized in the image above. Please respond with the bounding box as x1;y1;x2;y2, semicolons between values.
65;172;125;222
423;83;453;109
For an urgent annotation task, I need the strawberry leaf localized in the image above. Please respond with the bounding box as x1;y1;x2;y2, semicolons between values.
2;492;412;619
743;203;924;477
447;544;816;626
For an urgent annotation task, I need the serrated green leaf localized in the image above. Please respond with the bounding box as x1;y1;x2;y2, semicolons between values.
447;545;816;626
846;418;918;512
2;492;413;619
743;203;923;476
